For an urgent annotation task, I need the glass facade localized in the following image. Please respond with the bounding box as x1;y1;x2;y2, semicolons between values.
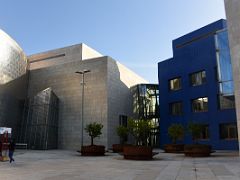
19;88;59;150
215;30;234;95
131;84;160;147
132;84;159;119
0;30;27;84
215;30;235;110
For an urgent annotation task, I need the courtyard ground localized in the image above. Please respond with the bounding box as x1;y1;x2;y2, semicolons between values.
0;149;240;180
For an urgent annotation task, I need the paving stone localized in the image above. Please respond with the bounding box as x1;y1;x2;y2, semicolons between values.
0;150;240;180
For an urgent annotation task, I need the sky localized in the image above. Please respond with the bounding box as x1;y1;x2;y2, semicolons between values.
0;0;226;83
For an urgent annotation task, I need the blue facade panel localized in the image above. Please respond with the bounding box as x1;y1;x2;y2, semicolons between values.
158;19;238;150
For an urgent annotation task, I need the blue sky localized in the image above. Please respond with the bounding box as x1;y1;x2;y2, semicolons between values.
0;0;226;83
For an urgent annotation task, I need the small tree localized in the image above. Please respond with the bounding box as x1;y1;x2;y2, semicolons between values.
188;122;204;144
128;119;151;146
116;125;128;145
85;122;103;146
168;123;184;144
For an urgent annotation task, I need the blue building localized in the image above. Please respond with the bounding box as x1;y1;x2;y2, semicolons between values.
158;19;238;150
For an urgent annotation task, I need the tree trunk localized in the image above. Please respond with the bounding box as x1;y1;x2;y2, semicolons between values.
91;137;94;146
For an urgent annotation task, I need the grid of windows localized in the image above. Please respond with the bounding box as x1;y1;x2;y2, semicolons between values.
219;123;238;140
169;77;181;91
192;97;208;112
169;102;183;116
190;70;206;86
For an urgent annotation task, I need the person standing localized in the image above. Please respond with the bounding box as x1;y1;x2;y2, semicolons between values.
8;140;15;163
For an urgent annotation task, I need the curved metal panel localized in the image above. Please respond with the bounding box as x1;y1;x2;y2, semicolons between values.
0;29;27;84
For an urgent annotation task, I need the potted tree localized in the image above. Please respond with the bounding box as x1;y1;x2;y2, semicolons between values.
123;119;153;160
112;125;129;153
184;122;212;157
164;123;184;153
80;122;105;156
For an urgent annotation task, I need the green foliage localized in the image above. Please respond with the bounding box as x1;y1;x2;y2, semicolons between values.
168;123;184;144
85;122;103;145
188;122;204;144
116;125;128;145
128;119;151;146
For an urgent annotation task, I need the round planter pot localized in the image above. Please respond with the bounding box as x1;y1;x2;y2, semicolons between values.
184;144;212;157
112;144;124;153
112;144;132;153
164;144;184;153
81;145;105;156
123;146;153;160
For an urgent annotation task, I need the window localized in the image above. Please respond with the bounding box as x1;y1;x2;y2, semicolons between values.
170;102;183;116
119;115;127;127
169;77;181;91
218;95;235;110
192;97;208;112
190;70;206;86
220;123;238;140
199;125;209;140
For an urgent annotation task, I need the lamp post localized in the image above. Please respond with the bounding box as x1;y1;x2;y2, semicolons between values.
75;69;91;148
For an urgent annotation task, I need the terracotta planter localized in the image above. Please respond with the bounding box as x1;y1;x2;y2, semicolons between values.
112;144;124;153
123;146;153;160
164;144;184;153
81;145;105;156
184;144;212;157
112;144;132;153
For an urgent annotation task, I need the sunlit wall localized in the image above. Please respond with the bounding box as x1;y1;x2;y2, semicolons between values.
0;29;27;84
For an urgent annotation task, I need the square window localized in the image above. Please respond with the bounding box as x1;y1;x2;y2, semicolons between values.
169;102;183;116
192;97;208;112
169;77;181;91
219;123;238;140
190;70;206;86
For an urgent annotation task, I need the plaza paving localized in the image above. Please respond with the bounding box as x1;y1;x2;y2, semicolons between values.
0;149;240;180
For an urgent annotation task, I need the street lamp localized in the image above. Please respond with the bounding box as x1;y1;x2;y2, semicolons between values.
75;69;91;148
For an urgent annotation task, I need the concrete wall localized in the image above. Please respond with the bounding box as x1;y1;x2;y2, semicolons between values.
224;0;240;151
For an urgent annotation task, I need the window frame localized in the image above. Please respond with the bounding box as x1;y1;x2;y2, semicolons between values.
219;123;238;140
168;77;182;91
191;97;208;113
199;124;210;140
189;70;206;87
218;94;235;110
169;101;183;116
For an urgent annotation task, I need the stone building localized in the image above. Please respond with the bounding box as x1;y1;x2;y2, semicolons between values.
0;30;148;150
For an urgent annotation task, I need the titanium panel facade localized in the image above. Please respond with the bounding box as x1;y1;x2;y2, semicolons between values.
28;48;147;149
0;29;28;140
0;29;27;84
